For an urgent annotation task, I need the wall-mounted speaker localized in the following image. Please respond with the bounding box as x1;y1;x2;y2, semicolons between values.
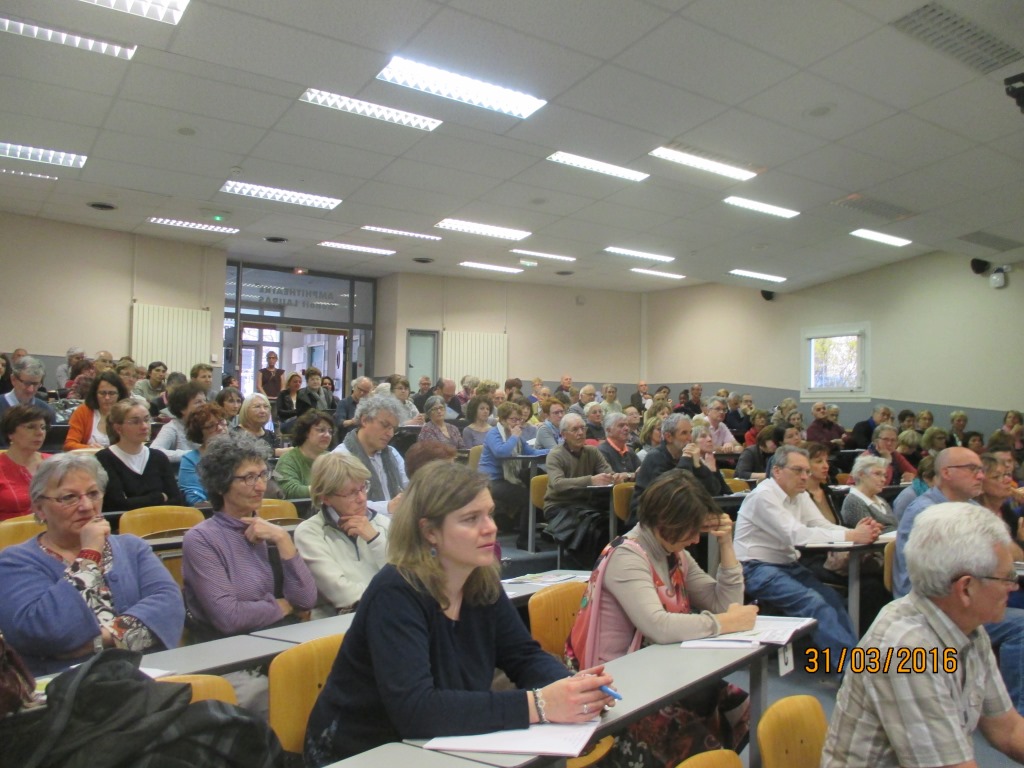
970;258;991;275
760;290;775;301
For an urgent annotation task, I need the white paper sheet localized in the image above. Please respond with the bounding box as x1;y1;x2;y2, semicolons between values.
680;615;815;648
424;721;600;756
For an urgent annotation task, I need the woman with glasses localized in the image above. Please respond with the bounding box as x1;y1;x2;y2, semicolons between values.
294;453;390;618
182;432;316;640
0;453;184;676
477;401;547;534
0;404;52;520
274;410;335;499
385;374;423;427
64;371;129;451
533;398;565;450
95;400;182;513
178;403;229;507
418;395;465;449
840;455;898;532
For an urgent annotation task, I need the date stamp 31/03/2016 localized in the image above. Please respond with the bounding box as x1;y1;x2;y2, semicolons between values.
804;647;958;674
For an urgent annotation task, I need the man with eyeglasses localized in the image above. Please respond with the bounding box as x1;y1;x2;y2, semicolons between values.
894;446;1024;714
734;445;881;664
848;404;893;450
0;356;56;447
822;504;1024;768
336;376;374;442
332;395;407;518
705;396;742;452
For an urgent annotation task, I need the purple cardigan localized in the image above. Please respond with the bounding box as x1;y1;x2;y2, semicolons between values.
182;511;317;635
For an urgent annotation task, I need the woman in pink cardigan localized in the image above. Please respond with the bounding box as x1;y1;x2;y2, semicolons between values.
567;469;759;767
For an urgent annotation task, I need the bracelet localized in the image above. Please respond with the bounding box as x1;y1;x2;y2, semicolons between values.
532;688;549;724
78;549;102;565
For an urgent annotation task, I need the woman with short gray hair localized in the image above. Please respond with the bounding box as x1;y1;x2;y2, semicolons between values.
417;395;464;449
841;454;897;531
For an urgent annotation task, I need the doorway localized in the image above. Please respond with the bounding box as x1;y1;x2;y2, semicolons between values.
407;330;438;386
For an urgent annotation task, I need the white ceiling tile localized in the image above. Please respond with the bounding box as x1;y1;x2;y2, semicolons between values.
506;104;662;165
79;159;221;199
781;143;908;191
0;110;97;157
604;181;720;218
927;146;1024;191
479;181;595;218
0;76;112;128
271;102;431;158
572;200;674;232
90;131;245;178
862;168;975;212
839;113;976;169
401;134;540;179
615;17;798;103
374;157;501;198
225;157;365;200
674;109;828;169
344;180;471;219
105;100;267;155
0;34;130;97
911;79;1024;143
248;131;395;181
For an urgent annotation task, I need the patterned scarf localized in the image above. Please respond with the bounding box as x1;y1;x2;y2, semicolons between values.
343;429;403;502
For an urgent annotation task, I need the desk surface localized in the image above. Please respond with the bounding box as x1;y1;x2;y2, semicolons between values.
142;634;295;675
251;613;356;643
325;742;485;768
502;571;591;607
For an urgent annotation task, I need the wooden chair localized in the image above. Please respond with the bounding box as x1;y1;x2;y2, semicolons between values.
259;498;299;522
268;633;345;754
725;477;750;493
675;749;743;768
0;515;47;549
118;506;204;538
720;468;735;480
612;482;634;524
528;581;587;656
529;474;556;562
157;674;238;704
835;473;852;485
883;540;895;592
757;695;827;768
467;444;483;471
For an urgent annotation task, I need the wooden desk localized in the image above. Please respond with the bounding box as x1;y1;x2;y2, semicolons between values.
251;613;355;644
142;635;295;675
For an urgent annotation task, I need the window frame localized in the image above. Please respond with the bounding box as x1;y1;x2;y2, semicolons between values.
800;322;870;402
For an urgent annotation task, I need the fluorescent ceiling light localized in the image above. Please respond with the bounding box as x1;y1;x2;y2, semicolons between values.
0;142;86;168
649;147;756;181
546;151;648;182
0;168;57;180
631;268;685;280
510;248;576;262
459;261;523;274
220;180;341;210
604;246;674;263
78;0;190;25
729;269;787;283
148;217;239;234
361;225;441;240
0;15;136;59
850;228;912;247
724;196;799;219
319;241;396;255
435;218;530;241
300;88;441;131
376;55;546;119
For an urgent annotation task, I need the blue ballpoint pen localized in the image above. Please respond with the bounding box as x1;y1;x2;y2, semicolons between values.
600;685;623;700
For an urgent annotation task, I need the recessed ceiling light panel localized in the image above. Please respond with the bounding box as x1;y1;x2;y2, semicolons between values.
361;225;442;240
319;241;396;255
724;196;800;219
510;248;575;262
0;15;136;59
631;268;685;280
436;218;530;241
148;217;239;234
0;142;86;168
604;246;674;263
220;180;341;210
300;88;441;131
376;56;546;119
850;228;911;247
78;0;190;25
649;146;755;181
546;151;649;182
459;261;523;274
729;268;787;283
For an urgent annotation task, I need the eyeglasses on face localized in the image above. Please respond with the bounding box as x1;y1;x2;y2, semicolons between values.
124;417;153;427
947;463;985;475
783;466;812;476
40;490;102;508
332;481;371;501
14;376;42;389
233;469;271;486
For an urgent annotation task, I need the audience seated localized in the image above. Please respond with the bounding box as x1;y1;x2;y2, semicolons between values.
569;384;595;418
297;366;334;418
386;374;422;426
403;440;458;478
916;408;934;433
178;403;229;507
848;404;892;450
0;356;56;447
584;401;605;442
1001;410;1023;452
599;384;622;414
705;397;742;452
331;395;407;517
743;409;769;447
235;393;283;457
148;370;186;419
630;414;693;523
723;391;751;437
863;423;917;484
462;395;493;448
275;410;335;499
336;376;374;441
679;383;703;417
896;428;922;467
598;412;640;478
920;426;948;458
685;425;730;496
635;417;662;463
67;358;97;398
418;395;465;449
630;380;652;416
840;455;897;531
892;455;935;522
54;346;86;390
189;363;214;393
0;453;184;676
275;372;302;429
806;401;845;449
95;400;182;512
64;371;129;451
947;409;969;447
294;452;390;619
735;426;776;481
150;381;206;464
478;401;546;541
132;361;167;402
0;404;52;520
215;386;243;428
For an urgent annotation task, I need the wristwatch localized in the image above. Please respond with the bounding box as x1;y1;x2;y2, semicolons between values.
93;635;104;654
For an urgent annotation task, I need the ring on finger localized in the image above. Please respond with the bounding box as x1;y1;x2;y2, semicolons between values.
583;703;589;715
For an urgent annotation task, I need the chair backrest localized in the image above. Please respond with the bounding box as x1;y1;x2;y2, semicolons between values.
757;695;828;768
612;482;634;522
725;477;750;493
0;516;47;550
530;473;549;511
528;581;587;657
158;550;185;587
720;468;735;480
836;472;852;485
118;506;204;538
883;540;895;592
259;498;299;520
268;633;345;753
157;674;238;704
467;444;483;471
676;749;743;768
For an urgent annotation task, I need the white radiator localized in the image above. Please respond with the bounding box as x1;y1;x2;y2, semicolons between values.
131;303;211;374
441;331;507;384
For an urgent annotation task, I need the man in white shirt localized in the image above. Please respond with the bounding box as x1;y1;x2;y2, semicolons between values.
331;395;407;517
705;396;742;452
734;445;880;660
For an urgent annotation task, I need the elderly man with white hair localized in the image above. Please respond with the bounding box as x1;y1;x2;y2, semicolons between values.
55;346;86;388
331;395;407;517
568;384;596;419
822;503;1024;767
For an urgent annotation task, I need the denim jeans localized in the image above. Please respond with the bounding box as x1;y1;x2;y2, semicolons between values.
742;560;858;662
985;606;1024;715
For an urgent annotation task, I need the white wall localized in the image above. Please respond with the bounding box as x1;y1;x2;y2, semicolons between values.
0;212;226;362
